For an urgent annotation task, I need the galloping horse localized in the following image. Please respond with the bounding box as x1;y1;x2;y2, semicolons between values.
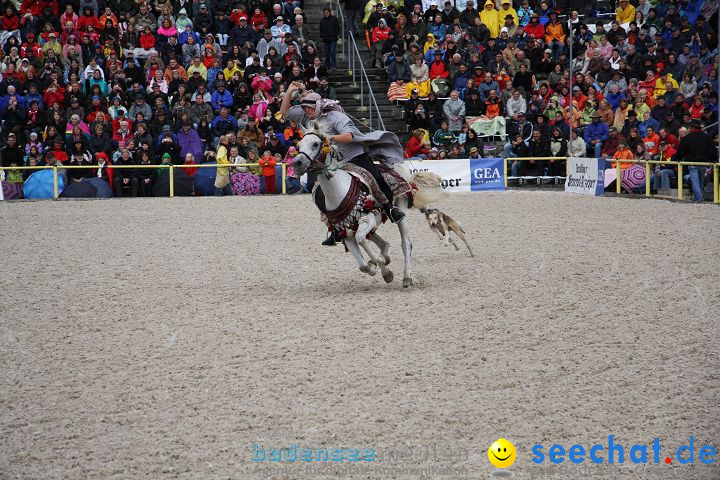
293;123;443;287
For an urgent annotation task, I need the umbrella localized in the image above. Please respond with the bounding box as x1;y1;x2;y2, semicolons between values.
60;179;98;198
1;181;22;200
23;169;65;199
621;164;646;193
152;169;193;197
85;177;113;197
193;162;217;196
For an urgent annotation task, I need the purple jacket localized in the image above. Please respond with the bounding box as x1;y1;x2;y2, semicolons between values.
177;127;204;162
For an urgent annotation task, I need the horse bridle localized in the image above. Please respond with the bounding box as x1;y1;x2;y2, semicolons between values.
295;132;333;174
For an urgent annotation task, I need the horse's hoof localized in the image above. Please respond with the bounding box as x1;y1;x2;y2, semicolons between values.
360;262;377;276
382;270;394;283
382;254;391;266
403;277;413;288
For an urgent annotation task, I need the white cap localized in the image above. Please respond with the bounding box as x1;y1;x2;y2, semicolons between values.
500;27;509;33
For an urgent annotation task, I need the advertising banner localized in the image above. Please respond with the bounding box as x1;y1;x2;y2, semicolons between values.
404;159;472;192
404;158;505;192
565;158;605;196
470;158;505;191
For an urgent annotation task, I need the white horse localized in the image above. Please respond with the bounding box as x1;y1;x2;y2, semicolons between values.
293;124;443;287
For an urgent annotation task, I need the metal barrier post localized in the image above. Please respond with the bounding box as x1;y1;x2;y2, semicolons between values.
53;166;59;199
281;163;287;194
504;157;508;188
616;162;621;194
645;161;651;197
714;165;719;205
677;164;683;201
169;165;174;198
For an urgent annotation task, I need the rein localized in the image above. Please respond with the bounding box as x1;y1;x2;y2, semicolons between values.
296;132;333;175
297;132;349;177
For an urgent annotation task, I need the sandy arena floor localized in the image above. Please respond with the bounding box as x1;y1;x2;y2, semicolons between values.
1;191;719;480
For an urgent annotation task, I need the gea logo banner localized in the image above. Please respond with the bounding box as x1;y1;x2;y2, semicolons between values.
404;159;505;192
470;158;504;191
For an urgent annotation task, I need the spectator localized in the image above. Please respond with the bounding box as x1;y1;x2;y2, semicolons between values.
652;139;677;192
443;90;465;133
673;120;715;202
319;7;340;70
584;112;609;157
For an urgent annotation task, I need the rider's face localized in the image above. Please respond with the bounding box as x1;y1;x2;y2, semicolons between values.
302;105;316;117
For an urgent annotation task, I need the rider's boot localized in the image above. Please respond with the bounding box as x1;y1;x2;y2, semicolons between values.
384;203;405;223
322;229;343;246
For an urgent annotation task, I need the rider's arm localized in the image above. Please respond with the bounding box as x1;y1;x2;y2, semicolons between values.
331;132;353;144
279;82;299;117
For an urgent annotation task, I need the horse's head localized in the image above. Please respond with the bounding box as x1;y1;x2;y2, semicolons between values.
293;121;335;177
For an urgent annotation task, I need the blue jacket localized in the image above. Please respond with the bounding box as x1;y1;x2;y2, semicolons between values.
454;72;469;92
583;120;609;144
424;48;445;64
478;80;499;100
210;90;233;111
179;30;201;46
229;24;256;47
428;23;447;40
638;117;660;138
605;91;625;111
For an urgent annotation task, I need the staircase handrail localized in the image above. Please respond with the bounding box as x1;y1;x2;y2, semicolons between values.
334;1;386;131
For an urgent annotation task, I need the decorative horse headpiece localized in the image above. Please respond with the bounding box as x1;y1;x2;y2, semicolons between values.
293;122;338;177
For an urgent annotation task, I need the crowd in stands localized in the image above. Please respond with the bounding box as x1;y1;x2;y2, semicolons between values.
0;0;342;196
367;0;718;200
0;0;718;201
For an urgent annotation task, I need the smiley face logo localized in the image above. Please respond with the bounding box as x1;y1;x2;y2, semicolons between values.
488;438;516;468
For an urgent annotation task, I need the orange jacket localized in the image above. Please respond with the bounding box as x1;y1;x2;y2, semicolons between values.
545;22;565;43
259;156;277;176
611;147;635;169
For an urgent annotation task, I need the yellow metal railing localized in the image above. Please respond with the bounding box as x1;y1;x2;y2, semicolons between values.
0;163;288;198
2;159;718;204
503;157;719;204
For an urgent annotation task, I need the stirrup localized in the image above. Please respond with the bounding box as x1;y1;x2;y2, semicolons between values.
387;206;405;223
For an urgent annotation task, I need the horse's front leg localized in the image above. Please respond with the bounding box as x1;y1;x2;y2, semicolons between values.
369;232;391;266
345;235;376;276
357;214;393;283
394;197;413;287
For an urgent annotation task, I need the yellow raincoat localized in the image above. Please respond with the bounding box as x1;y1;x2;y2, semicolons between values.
479;0;500;38
496;0;518;27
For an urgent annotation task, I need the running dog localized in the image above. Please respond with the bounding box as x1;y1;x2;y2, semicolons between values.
421;208;474;257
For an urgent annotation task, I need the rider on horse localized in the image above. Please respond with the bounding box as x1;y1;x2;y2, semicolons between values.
280;81;406;246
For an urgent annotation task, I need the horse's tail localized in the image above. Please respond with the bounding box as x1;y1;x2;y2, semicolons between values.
409;170;445;210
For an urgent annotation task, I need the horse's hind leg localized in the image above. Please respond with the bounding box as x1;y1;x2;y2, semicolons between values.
356;215;393;283
369;232;391;266
394;196;413;287
346;236;376;276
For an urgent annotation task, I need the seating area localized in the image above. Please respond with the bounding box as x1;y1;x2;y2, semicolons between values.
355;0;719;198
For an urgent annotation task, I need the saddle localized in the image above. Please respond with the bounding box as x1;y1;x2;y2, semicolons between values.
313;163;413;214
312;163;413;237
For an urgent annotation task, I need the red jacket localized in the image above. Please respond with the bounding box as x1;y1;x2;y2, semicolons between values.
43;85;65;107
372;26;390;43
76;14;99;32
404;135;428;158
249;12;267;30
2;14;19;30
525;21;545;39
429;60;449;79
139;33;156;49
